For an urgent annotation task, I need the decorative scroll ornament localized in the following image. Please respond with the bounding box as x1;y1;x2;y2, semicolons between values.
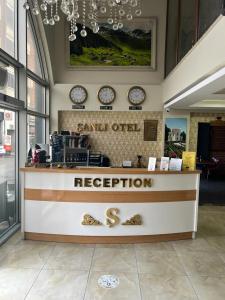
82;214;102;225
122;214;142;225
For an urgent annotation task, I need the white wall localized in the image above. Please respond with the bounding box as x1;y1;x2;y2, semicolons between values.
162;16;225;103
44;0;167;131
51;83;162;131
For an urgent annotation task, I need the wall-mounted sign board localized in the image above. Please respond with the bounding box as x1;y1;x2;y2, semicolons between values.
100;106;113;110
129;106;142;111
144;120;158;141
72;105;85;110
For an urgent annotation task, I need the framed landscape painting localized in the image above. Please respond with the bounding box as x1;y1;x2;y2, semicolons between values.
164;118;188;158
68;18;156;69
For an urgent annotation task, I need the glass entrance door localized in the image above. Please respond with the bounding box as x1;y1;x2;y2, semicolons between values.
0;108;17;237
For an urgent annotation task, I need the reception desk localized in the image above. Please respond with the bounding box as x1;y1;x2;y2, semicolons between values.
20;167;200;243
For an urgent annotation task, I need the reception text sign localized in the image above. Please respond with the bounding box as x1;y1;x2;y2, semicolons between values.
74;177;152;188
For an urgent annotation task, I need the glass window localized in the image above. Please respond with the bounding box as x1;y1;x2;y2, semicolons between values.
0;0;16;57
0;61;15;97
27;115;45;149
199;0;222;38
27;78;45;114
27;17;43;78
165;0;179;76
178;0;196;61
0;108;17;237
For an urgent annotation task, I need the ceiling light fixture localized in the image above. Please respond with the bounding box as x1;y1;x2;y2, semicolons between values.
23;0;142;41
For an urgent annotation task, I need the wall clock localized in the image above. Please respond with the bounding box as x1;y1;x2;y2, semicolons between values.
69;85;88;104
98;86;116;105
128;86;146;105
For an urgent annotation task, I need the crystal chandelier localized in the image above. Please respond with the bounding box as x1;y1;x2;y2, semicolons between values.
23;0;142;41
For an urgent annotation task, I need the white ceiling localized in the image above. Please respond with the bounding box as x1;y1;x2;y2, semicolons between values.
164;66;225;112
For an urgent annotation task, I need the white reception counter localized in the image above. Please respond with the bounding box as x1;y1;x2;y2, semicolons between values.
20;167;200;243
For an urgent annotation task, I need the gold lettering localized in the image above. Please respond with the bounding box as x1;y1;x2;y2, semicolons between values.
112;178;119;187
127;124;134;131
77;123;84;132
103;178;111;188
74;177;152;189
143;178;152;187
129;178;133;187
84;178;92;187
119;124;126;131
120;178;128;187
74;178;83;187
84;124;90;131
105;208;120;227
93;178;101;187
134;124;141;132
98;124;108;131
112;123;119;131
133;178;142;188
104;124;108;131
90;123;96;131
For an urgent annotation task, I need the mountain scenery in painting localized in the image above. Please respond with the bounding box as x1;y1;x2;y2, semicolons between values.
70;22;151;66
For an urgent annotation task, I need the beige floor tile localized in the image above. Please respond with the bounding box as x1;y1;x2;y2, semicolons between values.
197;213;225;237
45;245;94;271
50;243;95;256
189;275;225;300
95;243;134;249
0;232;25;257
0;268;39;300
135;241;175;252
51;242;95;248
198;205;225;214
26;269;88;300
136;250;186;275
206;236;225;252
84;271;141;300
179;251;225;276
0;243;15;257
0;243;54;269
92;248;137;273
172;237;214;253
4;230;24;245
16;239;56;247
139;273;197;300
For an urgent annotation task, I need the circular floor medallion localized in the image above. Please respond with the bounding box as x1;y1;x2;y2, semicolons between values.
98;275;120;289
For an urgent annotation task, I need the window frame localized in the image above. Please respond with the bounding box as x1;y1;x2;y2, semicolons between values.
26;12;50;146
0;0;50;242
0;0;17;58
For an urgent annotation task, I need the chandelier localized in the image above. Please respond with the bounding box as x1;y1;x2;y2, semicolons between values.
23;0;142;41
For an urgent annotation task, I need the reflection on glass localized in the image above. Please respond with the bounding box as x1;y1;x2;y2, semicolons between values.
199;0;222;38
0;108;17;236
27;114;45;150
27;17;43;78
178;0;196;61
27;78;45;114
0;0;15;57
0;62;15;97
165;0;179;76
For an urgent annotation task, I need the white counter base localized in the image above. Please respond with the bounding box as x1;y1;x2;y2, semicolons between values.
21;168;200;243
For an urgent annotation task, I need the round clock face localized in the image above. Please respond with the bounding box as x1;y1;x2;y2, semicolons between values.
69;85;87;104
128;86;146;105
98;86;116;105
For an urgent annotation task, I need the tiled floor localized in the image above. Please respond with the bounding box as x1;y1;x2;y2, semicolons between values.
1;206;225;299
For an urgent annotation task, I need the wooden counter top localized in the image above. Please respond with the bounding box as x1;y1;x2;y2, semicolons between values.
20;167;201;175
